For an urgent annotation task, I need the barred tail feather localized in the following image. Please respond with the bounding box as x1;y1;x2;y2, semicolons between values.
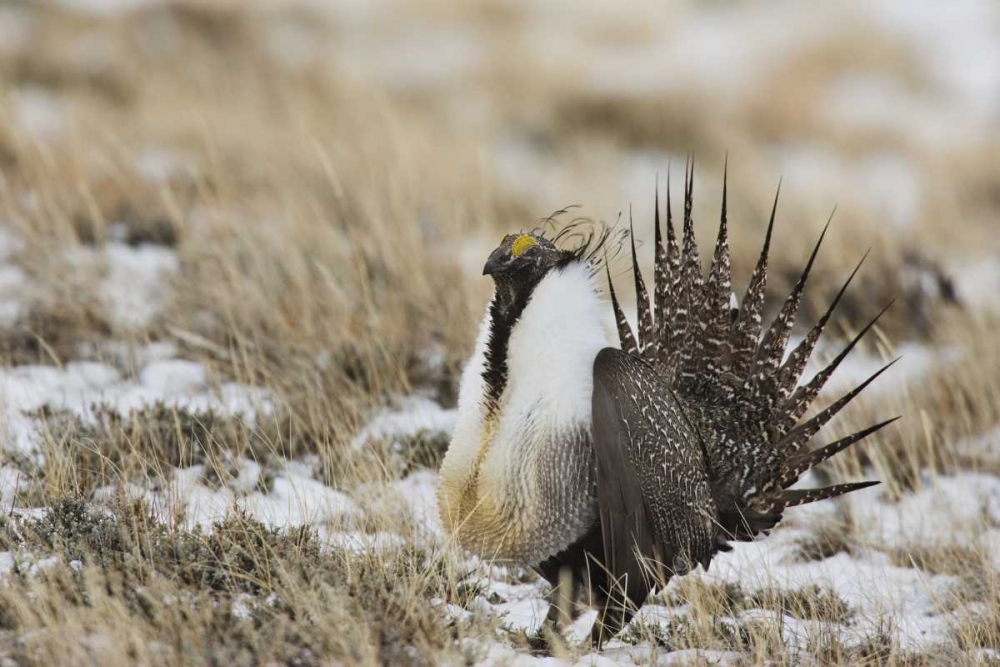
767;481;880;511
776;300;896;434
750;217;831;404
774;251;871;407
653;182;670;359
730;184;778;378
602;163;897;552
629;213;655;358
676;160;703;382
774;357;900;461
607;262;639;357
700;162;734;378
776;417;901;490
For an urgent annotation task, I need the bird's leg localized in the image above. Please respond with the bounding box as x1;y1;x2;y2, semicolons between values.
589;597;637;648
525;568;576;655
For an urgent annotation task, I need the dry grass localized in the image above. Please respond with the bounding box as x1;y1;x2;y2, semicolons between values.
0;0;996;665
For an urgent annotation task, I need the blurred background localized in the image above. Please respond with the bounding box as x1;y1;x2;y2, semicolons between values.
2;0;997;322
1;0;997;357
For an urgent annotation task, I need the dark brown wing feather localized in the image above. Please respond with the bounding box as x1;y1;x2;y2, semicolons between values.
591;348;717;607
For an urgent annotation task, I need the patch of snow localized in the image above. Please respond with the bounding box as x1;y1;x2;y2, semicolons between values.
27;554;59;576
231;593;254;620
0;7;31;55
266;21;324;70
332;22;488;90
100;243;179;330
138;360;206;395
861;0;1000;120
351;395;456;450
0;228;24;325
693;520;961;652
495;596;549;635
8;87;68;139
50;0;161;15
857;472;1000;552
949;256;1000;315
105;460;358;532
0;356;269;457
0;466;28;509
361;469;443;541
135;146;197;184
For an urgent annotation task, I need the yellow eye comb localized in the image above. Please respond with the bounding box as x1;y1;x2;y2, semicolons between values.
511;235;537;257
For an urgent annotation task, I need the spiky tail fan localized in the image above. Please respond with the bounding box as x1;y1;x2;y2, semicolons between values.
607;161;896;547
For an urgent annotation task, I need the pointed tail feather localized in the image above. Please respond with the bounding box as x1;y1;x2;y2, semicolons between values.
657;170;683;374
676;160;703;380
766;481;880;511
774;250;870;405
730;183;779;379
699;161;734;376
777;417;900;490
629;213;655;358
774;357;900;459
750;216;831;401
606;262;639;356
776;300;896;435
653;181;671;358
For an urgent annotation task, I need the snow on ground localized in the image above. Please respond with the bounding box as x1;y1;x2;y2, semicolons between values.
950;256;1000;316
0;7;31;56
351;394;457;451
50;0;161;16
64;240;180;331
0;228;25;327
7;86;68;139
95;458;359;533
0;351;269;457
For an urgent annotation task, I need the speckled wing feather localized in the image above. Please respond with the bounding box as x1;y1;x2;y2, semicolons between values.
591;348;716;608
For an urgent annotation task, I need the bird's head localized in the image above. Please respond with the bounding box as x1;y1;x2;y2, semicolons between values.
481;222;624;316
482;232;575;287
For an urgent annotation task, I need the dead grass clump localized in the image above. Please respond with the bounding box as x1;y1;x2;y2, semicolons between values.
4;51;135;108
31;405;284;498
0;498;476;665
748;585;852;625
351;428;452;481
0;300;112;367
74;205;179;248
955;604;1000;656
792;517;856;562
661;579;747;618
544;91;721;155
889;543;987;579
624;612;791;662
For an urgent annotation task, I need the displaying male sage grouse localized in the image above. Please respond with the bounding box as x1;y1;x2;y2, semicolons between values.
437;164;896;648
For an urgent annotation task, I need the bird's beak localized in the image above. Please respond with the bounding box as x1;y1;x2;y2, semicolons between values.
482;247;507;276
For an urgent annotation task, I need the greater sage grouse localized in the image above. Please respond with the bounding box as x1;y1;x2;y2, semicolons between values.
437;164;895;647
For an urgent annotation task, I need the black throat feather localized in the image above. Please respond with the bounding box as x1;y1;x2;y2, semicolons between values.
481;275;538;417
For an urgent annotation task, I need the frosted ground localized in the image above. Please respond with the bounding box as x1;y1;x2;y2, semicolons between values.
0;0;999;665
